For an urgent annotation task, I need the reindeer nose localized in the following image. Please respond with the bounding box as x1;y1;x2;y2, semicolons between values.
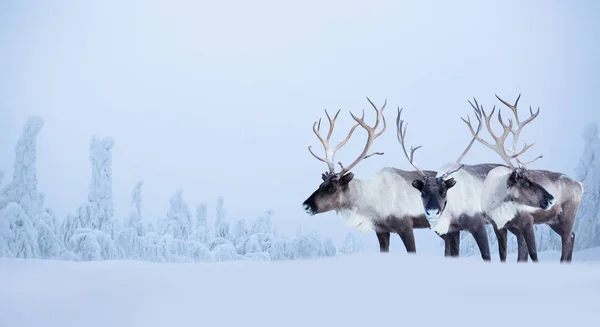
426;208;440;216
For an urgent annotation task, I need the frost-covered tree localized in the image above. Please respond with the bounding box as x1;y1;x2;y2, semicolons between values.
189;203;209;243
115;227;143;259
158;189;193;240
320;237;337;257
36;209;63;259
269;237;298;260
186;240;212;262
251;210;273;234
0;171;7;212
233;218;248;244
68;228;120;261
339;232;364;255
212;243;237;262
0;202;39;258
573;122;600;250
214;196;229;239
124;181;145;235
87;136;116;234
294;232;323;259
0;116;45;218
196;203;208;228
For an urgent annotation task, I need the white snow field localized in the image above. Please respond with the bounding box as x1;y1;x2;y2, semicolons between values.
2;249;600;327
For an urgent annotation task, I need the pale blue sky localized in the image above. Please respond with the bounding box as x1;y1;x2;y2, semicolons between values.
1;0;599;250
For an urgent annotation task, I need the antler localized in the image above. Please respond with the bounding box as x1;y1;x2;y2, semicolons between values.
308;109;360;173
462;97;517;169
337;97;387;176
396;107;427;177
438;103;484;179
495;94;542;168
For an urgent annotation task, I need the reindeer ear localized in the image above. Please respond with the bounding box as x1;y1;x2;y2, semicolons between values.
444;178;456;189
339;172;354;186
412;179;424;191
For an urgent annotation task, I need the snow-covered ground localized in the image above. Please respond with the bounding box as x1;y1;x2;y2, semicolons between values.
1;249;600;327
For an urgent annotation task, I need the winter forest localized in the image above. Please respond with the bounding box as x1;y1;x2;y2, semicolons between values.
1;116;599;263
0;116;364;263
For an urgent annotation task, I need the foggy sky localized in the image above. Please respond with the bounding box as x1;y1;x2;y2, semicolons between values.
1;0;599;249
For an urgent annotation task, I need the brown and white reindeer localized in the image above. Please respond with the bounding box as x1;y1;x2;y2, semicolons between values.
396;102;504;261
463;94;583;262
302;97;437;253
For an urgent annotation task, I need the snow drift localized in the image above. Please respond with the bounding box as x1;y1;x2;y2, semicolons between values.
1;249;599;327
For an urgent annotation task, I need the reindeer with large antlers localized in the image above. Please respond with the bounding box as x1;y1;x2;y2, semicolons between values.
397;104;505;261
302;97;437;253
464;94;583;262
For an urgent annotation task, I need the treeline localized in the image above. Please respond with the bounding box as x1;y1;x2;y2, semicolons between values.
0;117;364;262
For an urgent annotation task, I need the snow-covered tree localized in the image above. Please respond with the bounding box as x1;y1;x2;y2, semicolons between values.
124;181;145;236
251;210;273;234
339;232;364;255
196;203;208;229
0;116;45;218
573;122;600;250
320;237;337;257
68;228;120;261
186;240;212;262
0;202;39;258
214;196;229;239
115;227;143;259
294;232;322;259
212;243;237;262
0;171;6;210
87;136;116;234
158;189;192;241
36;210;63;259
233;218;248;244
269;238;298;260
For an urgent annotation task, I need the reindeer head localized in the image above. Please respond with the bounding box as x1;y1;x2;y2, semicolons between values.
463;94;555;212
303;171;355;215
302;97;387;215
395;106;481;222
505;167;555;210
411;177;456;220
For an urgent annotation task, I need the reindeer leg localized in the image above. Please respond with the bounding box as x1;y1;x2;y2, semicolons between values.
469;215;491;261
446;231;460;257
568;232;575;262
521;214;538;262
508;227;528;262
554;201;578;263
549;222;576;263
392;218;416;253
376;231;390;253
397;228;416;253
493;224;508;262
440;234;451;257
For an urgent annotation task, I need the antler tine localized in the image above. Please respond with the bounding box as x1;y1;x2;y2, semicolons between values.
395;107;426;177
462;97;515;169
495;94;542;168
308;108;360;173
337;97;387;176
439;103;485;179
516;155;543;168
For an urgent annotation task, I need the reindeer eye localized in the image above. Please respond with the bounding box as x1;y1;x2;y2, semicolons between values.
327;186;336;193
520;182;529;188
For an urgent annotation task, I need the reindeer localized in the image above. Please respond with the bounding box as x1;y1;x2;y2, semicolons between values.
463;94;583;263
302;97;438;253
396;102;505;261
